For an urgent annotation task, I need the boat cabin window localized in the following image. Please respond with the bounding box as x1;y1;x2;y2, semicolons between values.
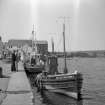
48;56;58;66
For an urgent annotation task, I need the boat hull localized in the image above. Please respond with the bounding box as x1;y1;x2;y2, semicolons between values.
44;85;78;99
24;63;44;74
36;72;83;99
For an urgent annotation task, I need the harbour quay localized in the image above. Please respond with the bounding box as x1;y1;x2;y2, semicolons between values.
0;61;33;105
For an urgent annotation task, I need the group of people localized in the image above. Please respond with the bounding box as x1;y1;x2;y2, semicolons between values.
11;50;19;72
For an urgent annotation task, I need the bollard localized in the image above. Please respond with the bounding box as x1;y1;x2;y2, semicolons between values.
0;67;2;78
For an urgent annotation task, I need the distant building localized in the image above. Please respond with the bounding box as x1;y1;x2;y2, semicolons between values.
8;40;32;48
35;41;48;54
7;39;48;54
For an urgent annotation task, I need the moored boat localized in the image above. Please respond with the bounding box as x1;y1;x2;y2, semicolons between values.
35;55;83;99
24;25;45;74
35;21;83;100
24;54;45;74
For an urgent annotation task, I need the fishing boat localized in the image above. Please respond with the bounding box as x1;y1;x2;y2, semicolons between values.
24;26;45;74
35;21;83;100
24;53;45;74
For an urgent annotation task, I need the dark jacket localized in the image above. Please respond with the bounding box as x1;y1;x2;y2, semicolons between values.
12;53;16;62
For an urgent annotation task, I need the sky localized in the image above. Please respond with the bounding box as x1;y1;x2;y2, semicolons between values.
0;0;105;51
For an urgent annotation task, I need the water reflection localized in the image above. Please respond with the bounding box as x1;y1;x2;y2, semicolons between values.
40;91;83;105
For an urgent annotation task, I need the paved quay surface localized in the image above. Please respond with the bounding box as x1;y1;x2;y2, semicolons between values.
1;61;33;105
0;60;11;105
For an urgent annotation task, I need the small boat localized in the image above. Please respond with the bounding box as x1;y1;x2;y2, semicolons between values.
24;63;44;74
35;22;83;100
24;25;45;74
24;54;45;74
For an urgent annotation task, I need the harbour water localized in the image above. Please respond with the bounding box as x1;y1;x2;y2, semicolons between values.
29;57;105;105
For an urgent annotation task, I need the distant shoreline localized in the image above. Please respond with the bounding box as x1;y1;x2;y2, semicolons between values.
49;50;105;58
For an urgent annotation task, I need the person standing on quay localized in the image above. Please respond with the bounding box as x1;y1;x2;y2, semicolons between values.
15;50;19;72
11;50;16;72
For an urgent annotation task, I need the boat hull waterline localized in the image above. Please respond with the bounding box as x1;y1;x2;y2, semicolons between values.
24;63;44;74
36;71;83;99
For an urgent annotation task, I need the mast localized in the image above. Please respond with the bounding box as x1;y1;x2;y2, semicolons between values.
51;37;54;53
32;25;34;50
32;25;37;53
63;23;68;73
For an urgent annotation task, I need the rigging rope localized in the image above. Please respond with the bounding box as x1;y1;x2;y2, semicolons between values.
55;34;62;52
